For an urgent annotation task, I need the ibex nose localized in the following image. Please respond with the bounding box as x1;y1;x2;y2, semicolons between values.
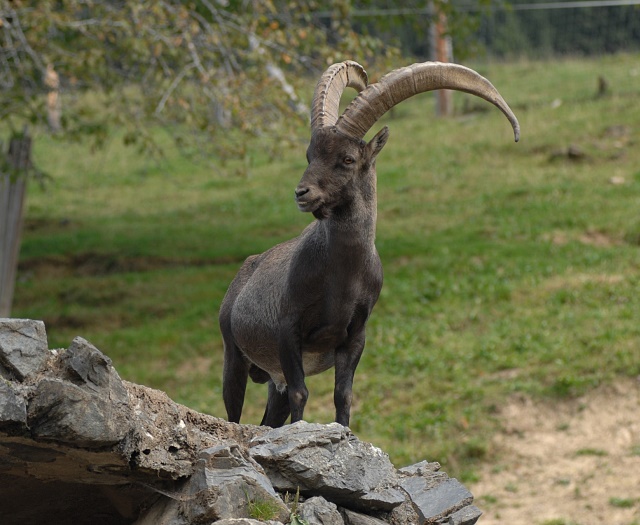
295;186;309;199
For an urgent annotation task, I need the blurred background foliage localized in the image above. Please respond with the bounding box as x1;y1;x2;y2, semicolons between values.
2;0;639;157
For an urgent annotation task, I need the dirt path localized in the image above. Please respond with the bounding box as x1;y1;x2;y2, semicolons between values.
471;378;640;525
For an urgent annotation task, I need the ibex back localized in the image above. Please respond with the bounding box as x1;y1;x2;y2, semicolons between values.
219;60;520;428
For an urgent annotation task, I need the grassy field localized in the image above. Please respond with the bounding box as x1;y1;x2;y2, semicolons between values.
13;53;640;480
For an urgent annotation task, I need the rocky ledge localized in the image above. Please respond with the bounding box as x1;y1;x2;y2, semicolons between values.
0;318;481;525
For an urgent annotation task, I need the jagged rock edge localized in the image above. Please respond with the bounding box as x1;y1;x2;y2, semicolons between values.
0;319;481;525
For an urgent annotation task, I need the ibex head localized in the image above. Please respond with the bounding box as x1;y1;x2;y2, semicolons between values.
295;60;520;220
295;125;389;220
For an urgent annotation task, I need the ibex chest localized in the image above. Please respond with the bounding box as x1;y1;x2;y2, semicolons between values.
299;261;381;347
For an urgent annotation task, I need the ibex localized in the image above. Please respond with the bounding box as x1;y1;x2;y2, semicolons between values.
219;60;520;427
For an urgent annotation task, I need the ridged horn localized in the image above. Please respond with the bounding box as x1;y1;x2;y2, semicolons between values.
310;61;369;132
335;61;520;142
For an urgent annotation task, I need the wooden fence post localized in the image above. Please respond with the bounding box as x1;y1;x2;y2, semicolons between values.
430;1;454;117
45;64;62;134
0;133;32;317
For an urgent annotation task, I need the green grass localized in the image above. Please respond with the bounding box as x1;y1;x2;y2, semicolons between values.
609;497;637;509
246;496;283;521
12;52;640;477
575;448;608;457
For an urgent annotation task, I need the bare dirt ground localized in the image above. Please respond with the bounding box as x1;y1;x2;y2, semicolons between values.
471;377;640;525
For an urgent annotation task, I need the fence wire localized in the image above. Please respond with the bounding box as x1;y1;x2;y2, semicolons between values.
474;0;640;58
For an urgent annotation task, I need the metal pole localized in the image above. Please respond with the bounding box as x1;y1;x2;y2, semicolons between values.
0;133;31;317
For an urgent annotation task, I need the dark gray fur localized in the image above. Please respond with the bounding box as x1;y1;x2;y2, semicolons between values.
219;126;389;427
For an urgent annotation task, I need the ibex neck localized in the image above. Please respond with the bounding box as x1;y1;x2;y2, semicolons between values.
325;171;378;246
321;203;377;248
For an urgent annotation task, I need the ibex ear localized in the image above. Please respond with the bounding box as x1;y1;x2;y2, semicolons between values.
366;126;389;162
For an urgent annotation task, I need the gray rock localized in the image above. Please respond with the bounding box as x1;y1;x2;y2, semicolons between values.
0;319;482;525
400;478;473;524
398;461;448;491
300;496;344;525
27;378;131;447
341;508;389;525
62;337;128;402
181;444;289;523
134;444;289;525
0;318;49;381
398;460;441;477
26;337;132;447
132;497;184;525
358;488;406;511
448;505;482;525
250;421;404;512
388;500;420;525
123;382;219;479
0;380;27;432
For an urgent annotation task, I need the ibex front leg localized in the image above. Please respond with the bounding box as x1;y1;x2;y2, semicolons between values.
278;329;309;423
334;327;366;427
261;380;291;427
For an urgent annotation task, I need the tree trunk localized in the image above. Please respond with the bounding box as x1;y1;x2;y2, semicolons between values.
0;133;32;317
430;1;454;117
45;64;62;133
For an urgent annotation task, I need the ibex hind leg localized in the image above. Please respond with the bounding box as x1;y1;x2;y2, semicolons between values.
261;380;291;427
222;339;249;423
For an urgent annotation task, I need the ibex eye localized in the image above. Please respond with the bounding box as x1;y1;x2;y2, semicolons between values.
344;156;355;165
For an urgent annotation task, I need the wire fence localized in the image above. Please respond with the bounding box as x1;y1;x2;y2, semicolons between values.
315;1;640;59
312;0;640;106
472;0;640;58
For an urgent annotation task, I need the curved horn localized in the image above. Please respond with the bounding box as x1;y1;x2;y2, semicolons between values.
335;61;520;142
310;60;369;132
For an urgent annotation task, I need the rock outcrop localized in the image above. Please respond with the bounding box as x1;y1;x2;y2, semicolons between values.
0;318;481;525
